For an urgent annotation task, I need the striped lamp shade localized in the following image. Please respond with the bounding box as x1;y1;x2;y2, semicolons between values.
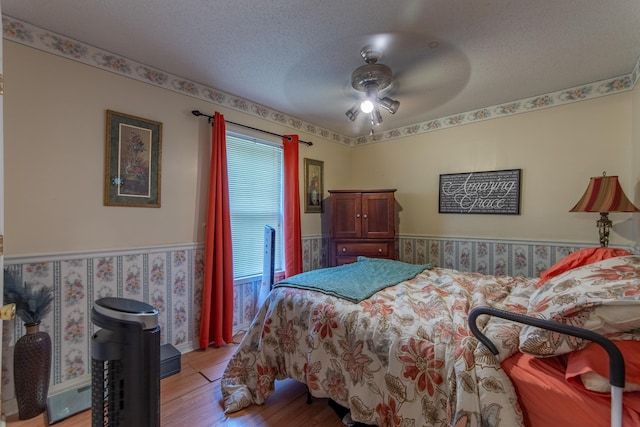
570;174;639;213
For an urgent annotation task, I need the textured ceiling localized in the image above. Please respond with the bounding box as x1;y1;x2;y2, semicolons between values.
3;1;640;139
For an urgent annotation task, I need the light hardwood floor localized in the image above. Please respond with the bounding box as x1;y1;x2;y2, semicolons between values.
5;335;345;427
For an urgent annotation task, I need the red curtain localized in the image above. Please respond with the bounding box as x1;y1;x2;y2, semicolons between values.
199;112;234;348
283;135;303;277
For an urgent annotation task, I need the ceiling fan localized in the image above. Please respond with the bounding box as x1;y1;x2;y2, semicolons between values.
345;45;400;126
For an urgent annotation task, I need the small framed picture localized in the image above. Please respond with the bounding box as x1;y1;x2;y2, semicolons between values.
104;110;162;207
304;158;323;213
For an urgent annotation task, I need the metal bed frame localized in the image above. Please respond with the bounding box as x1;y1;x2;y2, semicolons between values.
469;306;625;427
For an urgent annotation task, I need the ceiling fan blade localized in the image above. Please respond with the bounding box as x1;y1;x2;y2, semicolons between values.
280;30;470;137
391;43;470;108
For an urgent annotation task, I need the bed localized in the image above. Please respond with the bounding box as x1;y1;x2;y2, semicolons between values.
221;252;640;426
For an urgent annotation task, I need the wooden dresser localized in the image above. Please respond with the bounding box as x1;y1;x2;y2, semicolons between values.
328;189;396;266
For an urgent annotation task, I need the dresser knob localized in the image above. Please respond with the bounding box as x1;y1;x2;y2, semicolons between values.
356;213;361;218
378;248;382;253
363;214;368;219
342;247;346;252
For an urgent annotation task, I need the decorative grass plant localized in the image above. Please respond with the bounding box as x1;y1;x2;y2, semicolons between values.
3;269;53;325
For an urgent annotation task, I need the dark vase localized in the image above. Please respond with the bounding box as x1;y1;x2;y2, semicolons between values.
14;322;52;420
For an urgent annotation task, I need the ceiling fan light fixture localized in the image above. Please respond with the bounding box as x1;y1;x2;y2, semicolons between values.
370;106;383;126
360;82;379;113
360;99;374;114
345;45;399;127
346;103;360;121
378;97;400;114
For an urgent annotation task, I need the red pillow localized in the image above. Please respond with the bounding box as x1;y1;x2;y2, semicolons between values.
565;340;640;392
536;247;632;287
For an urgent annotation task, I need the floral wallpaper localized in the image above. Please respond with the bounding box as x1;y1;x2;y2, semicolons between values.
1;236;631;408
395;237;596;278
3;246;200;404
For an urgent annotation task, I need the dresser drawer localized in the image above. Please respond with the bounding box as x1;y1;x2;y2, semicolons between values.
334;255;360;266
335;242;390;257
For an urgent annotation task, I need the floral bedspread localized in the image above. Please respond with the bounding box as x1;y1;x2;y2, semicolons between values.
221;267;539;427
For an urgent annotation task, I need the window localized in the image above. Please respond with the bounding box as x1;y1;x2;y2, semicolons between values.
226;132;283;279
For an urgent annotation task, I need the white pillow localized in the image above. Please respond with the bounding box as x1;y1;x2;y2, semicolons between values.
580;371;640;393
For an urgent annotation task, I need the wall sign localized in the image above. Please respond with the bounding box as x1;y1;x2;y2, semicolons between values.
439;169;521;214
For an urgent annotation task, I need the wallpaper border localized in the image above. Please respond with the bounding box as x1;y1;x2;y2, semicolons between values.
3;15;638;146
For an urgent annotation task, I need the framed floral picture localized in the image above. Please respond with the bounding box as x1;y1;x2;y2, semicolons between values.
104;110;162;207
304;158;323;213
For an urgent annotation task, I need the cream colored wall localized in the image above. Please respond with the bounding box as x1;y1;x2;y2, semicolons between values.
4;40;639;255
4;41;349;256
631;85;640;248
346;93;637;246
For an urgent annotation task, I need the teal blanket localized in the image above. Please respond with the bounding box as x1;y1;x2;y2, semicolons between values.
274;257;432;303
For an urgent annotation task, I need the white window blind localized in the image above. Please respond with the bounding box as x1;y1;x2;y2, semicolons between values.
226;132;283;279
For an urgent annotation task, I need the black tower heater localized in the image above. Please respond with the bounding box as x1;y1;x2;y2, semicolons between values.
91;297;160;427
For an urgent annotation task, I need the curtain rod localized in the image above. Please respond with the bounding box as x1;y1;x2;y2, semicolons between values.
191;110;313;146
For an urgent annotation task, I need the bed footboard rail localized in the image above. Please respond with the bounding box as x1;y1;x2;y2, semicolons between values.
468;306;625;427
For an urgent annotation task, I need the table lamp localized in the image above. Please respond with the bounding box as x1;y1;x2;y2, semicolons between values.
570;172;639;247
